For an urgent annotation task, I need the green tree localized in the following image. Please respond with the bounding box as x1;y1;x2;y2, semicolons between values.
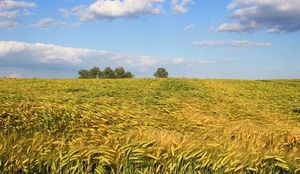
154;67;168;78
89;67;101;78
115;67;125;78
124;71;134;78
102;67;115;78
78;69;92;79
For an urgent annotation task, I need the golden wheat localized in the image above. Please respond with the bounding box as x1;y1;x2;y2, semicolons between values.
0;78;299;173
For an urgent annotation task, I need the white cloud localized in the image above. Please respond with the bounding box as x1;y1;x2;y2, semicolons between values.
171;0;193;14
182;23;194;32
0;20;18;29
0;0;36;10
192;40;272;48
0;0;36;30
0;41;108;65
0;10;18;19
219;0;300;33
61;0;193;21
63;0;165;21
0;41;228;74
217;21;260;33
30;18;58;28
0;41;163;68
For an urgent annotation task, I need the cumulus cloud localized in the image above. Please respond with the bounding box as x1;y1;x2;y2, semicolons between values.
30;18;58;28
0;0;36;29
217;21;260;33
171;0;193;14
61;0;164;21
0;41;110;65
218;0;300;33
0;10;18;19
0;0;36;10
192;40;272;48
61;0;193;21
0;41;229;75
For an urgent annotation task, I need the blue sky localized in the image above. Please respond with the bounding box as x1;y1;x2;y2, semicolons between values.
0;0;299;79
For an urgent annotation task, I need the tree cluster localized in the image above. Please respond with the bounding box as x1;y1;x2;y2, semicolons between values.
79;67;169;79
78;67;134;79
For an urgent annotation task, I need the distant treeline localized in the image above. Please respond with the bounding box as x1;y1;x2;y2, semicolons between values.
78;67;134;79
79;67;169;79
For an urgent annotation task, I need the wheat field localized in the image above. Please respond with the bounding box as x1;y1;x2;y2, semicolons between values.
0;78;300;173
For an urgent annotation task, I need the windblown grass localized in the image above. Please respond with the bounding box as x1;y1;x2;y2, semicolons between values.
0;78;300;173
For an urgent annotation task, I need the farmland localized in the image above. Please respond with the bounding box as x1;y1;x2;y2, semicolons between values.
0;78;300;173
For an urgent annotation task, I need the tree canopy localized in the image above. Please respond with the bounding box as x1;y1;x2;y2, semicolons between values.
78;66;134;79
154;67;168;78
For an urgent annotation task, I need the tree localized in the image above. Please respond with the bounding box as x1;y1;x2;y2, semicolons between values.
115;67;125;78
90;67;101;78
124;71;134;78
78;69;92;79
102;67;115;78
154;67;168;78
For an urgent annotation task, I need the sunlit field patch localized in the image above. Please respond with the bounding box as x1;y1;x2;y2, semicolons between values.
0;78;299;173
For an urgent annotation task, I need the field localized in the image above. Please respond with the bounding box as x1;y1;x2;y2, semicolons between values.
0;78;300;173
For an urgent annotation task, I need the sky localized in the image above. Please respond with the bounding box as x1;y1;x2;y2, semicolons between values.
0;0;300;79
